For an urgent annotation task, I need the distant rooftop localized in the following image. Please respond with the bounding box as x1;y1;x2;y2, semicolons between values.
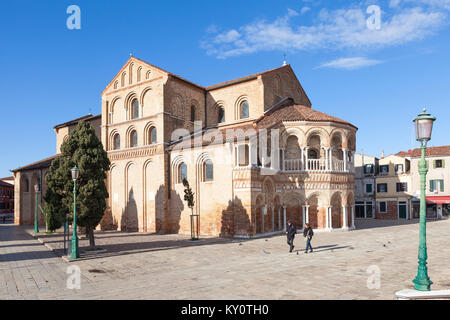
54;114;101;130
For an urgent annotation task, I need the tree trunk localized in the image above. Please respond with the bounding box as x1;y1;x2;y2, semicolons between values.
87;226;95;247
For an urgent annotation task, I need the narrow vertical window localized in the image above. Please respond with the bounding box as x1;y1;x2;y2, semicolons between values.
240;101;249;119
132;99;139;119
190;106;196;122
179;163;187;183
130;131;138;148
204;160;214;181
150;127;157;144
218;107;225;123
114;134;120;150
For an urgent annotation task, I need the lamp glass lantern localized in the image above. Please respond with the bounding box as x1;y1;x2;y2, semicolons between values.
413;108;436;142
71;166;80;180
34;184;39;193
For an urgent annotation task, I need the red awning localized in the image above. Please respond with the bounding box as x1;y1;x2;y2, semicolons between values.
426;196;450;204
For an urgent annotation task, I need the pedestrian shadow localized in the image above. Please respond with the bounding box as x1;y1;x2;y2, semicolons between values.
294;244;352;253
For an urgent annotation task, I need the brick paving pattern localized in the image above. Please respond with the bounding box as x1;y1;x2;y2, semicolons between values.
1;219;450;299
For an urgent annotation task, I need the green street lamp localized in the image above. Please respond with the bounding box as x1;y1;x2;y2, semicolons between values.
34;184;40;234
412;108;436;291
69;166;80;260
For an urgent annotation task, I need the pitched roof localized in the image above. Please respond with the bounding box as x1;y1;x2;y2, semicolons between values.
54;114;101;130
256;98;357;129
397;145;450;158
103;57;302;95
0;176;13;181
11;154;61;173
205;64;291;91
0;180;13;188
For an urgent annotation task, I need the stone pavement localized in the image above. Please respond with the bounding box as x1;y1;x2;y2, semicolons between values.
1;219;450;300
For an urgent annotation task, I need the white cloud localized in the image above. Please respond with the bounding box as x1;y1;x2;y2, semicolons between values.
301;6;311;14
317;57;383;70
201;4;448;59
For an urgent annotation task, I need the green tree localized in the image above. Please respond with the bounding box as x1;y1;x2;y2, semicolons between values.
44;155;71;232
40;188;65;232
182;178;197;240
46;120;110;247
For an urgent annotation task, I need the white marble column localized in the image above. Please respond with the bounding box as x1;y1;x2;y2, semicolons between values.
262;205;266;234
302;206;306;229
351;205;355;229
271;206;275;232
304;147;309;171
281;148;285;171
300;146;304;171
283;206;287;231
249;138;258;168
323;146;330;171
278;206;282;231
329;147;333;172
343;148;348;172
342;205;348;229
327;207;333;230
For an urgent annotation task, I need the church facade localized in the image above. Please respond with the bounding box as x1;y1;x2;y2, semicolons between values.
13;57;357;237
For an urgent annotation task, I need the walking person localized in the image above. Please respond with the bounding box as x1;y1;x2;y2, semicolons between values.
303;223;314;253
286;220;296;253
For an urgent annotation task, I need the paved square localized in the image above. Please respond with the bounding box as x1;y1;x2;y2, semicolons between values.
1;219;450;299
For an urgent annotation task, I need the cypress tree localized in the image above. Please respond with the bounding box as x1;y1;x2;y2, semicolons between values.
46;120;110;247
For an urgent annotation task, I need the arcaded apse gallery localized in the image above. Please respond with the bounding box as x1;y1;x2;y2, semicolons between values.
12;56;357;237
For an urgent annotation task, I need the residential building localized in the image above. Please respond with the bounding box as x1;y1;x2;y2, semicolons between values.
354;153;378;219
0;180;14;216
374;154;412;220
398;145;450;219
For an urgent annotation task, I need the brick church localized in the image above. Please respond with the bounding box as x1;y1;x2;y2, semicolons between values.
13;56;357;237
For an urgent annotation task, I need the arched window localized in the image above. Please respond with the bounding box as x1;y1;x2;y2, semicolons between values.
130;130;138;148
204;160;214;182
113;134;120;150
179;163;187;183
24;178;29;192
131;99;139;119
137;67;142;82
150;127;157;144
308;149;318;159
218;107;225;123
240;101;249;119
190;106;196;122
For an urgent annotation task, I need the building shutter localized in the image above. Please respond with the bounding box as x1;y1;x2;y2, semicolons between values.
442;160;446;168
440;180;444;192
433;160;436;169
429;180;435;192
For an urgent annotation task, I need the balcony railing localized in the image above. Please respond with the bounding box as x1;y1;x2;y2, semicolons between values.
283;158;352;173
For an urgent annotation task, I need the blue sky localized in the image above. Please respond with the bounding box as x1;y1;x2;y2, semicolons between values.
1;0;449;178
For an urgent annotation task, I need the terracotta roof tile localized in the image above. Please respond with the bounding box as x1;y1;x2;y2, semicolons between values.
397;145;450;158
11;154;61;173
256;99;357;129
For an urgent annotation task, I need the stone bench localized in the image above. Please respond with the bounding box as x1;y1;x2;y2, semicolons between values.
396;289;450;300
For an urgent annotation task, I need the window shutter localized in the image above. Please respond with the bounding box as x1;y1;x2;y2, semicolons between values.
443;160;446;168
430;180;435;192
426;160;429;169
377;184;380;193
440;180;444;192
433;160;436;169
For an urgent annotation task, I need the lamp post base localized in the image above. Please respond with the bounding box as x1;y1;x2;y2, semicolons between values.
69;235;80;260
413;276;433;291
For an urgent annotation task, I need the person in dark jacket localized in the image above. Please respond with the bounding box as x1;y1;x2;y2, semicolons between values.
286;220;296;253
303;223;314;253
